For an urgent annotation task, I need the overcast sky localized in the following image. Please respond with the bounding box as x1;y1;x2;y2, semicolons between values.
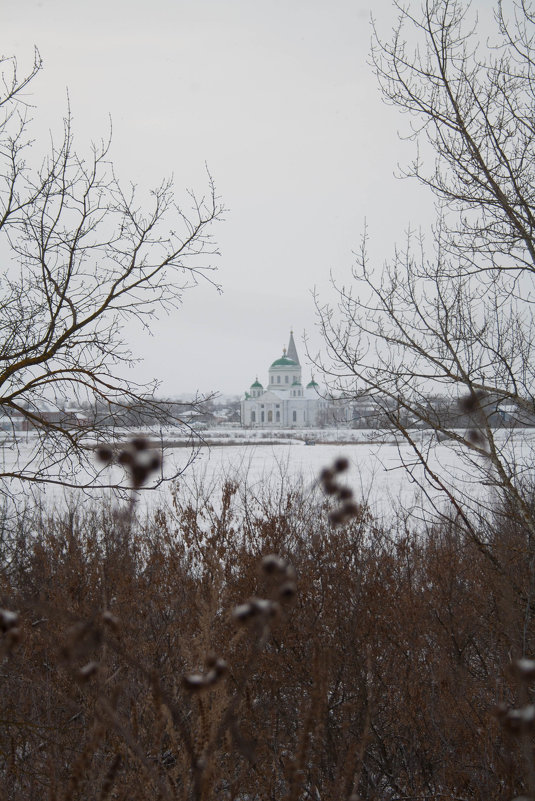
3;0;435;398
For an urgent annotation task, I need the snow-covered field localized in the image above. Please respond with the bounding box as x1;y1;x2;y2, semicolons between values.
4;426;534;523
167;436;493;521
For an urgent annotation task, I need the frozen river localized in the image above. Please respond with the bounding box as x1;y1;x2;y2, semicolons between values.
4;428;535;524
168;437;489;520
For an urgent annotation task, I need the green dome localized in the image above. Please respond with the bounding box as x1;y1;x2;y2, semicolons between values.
307;379;319;388
292;378;302;386
251;379;263;388
270;356;298;368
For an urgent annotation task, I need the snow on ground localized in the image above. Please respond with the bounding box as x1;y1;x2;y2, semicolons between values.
2;427;535;525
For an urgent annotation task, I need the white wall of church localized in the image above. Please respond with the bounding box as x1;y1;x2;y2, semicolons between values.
241;334;328;429
241;392;326;428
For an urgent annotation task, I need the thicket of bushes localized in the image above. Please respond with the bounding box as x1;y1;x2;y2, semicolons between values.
0;468;533;800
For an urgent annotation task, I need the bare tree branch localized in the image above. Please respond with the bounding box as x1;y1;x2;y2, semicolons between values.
0;55;224;494
315;1;535;550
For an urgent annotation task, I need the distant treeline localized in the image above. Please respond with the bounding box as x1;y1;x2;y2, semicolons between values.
3;392;531;433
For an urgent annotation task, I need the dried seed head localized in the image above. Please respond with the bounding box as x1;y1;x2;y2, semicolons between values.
261;554;287;575
501;704;535;733
338;486;353;501
494;702;509;720
323;481;338;496
204;669;218;685
250;598;279;617
284;563;296;581
279;581;297;601
333;456;349;473
183;673;206;691
467;429;485;446
232;603;254;622
205;652;218;669
513;658;535;680
214;658;228;675
184;656;227;691
0;609;19;632
117;440;163;487
459;390;486;414
96;445;113;464
205;653;227;675
118;450;133;466
328;510;345;527
131;463;150;488
79;661;99;681
149;454;162;471
320;468;335;484
132;437;149;451
343;502;361;519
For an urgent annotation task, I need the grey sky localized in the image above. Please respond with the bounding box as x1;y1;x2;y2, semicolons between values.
3;0;432;397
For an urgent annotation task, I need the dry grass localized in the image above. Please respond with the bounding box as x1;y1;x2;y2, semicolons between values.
0;462;533;799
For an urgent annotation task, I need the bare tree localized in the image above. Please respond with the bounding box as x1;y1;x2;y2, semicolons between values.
315;0;535;547
0;52;223;493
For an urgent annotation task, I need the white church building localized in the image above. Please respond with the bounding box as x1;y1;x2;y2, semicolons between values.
241;332;328;428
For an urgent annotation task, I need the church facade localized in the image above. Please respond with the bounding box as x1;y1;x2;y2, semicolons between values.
241;332;327;428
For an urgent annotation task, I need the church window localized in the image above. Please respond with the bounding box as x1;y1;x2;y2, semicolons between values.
268;410;273;422
277;376;280;383
276;411;280;422
261;411;265;423
251;411;256;423
292;410;297;422
285;375;289;384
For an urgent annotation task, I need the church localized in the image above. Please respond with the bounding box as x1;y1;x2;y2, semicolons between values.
241;332;327;428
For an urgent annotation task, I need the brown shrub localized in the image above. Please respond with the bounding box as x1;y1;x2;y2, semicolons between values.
0;475;532;799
